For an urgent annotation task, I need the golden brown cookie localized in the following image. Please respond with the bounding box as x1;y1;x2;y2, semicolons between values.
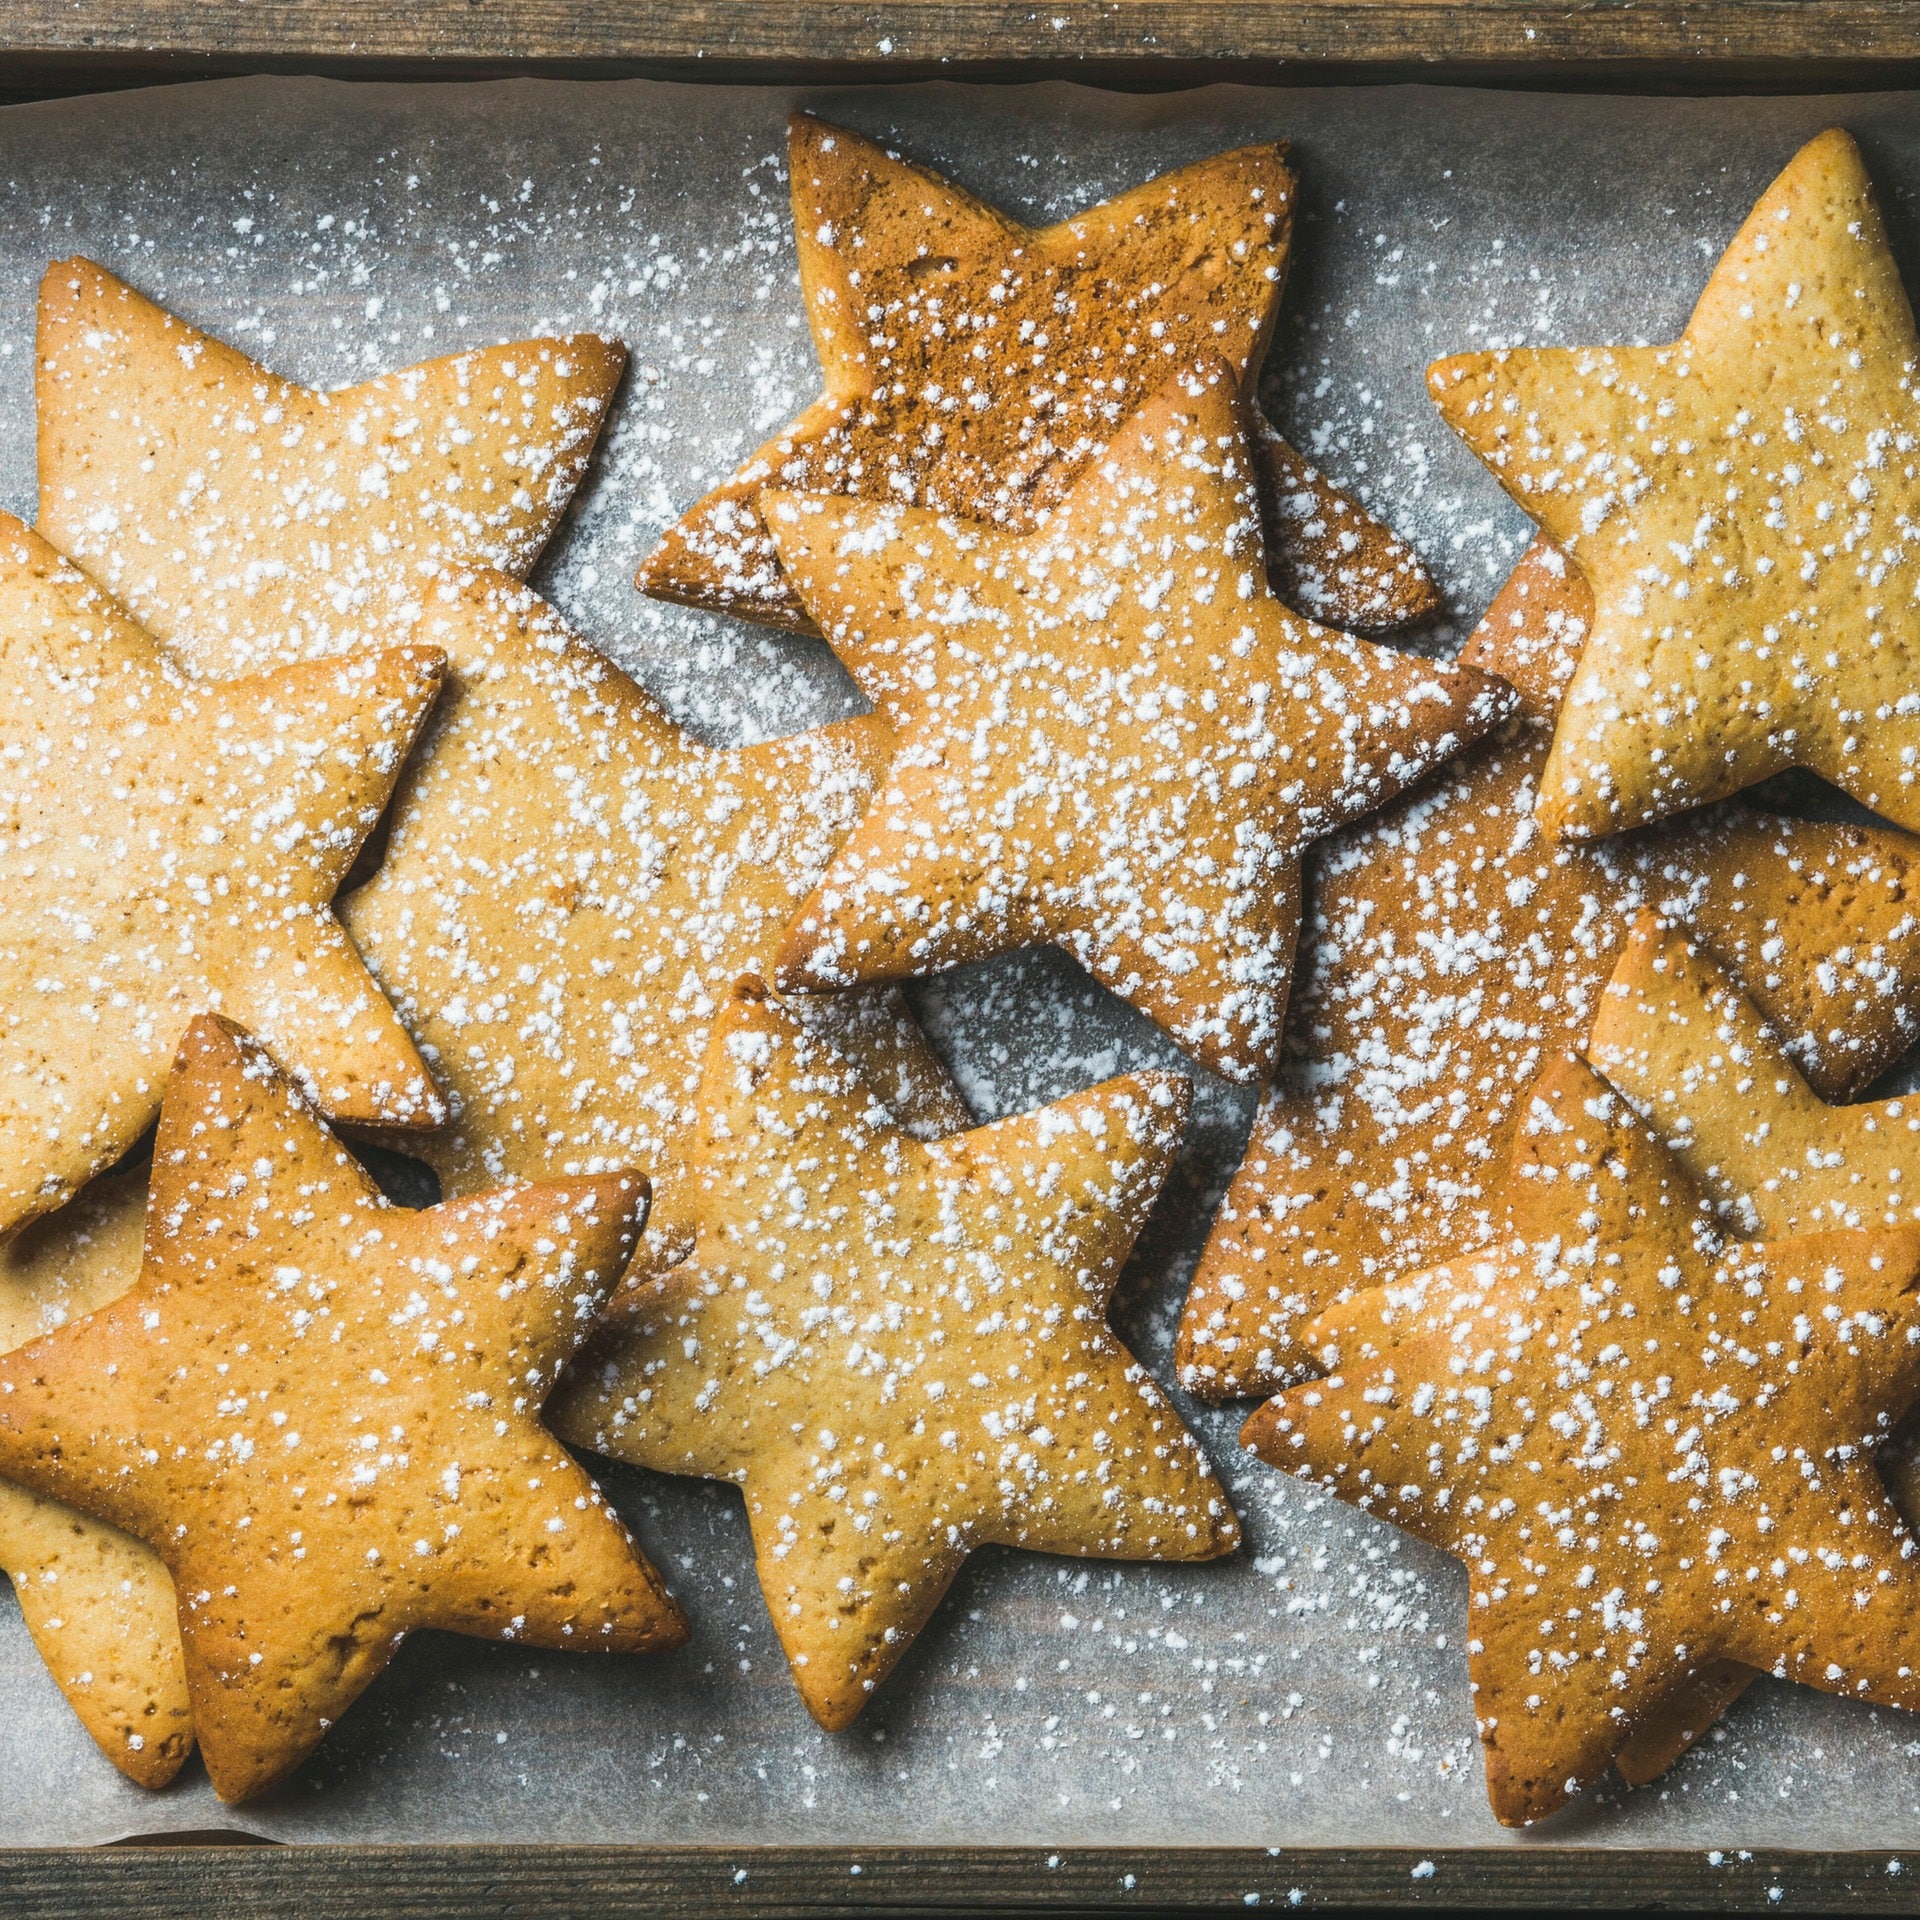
0;1014;686;1802
764;365;1514;1084
26;272;967;1281
1609;1659;1761;1790
1179;536;1920;1401
638;115;1437;639
340;572;970;1286
37;256;624;679
0;1172;189;1787
1593;922;1920;1776
1255;424;1436;633
1593;911;1920;1241
1244;1054;1920;1827
551;979;1238;1730
0;513;444;1235
1431;129;1920;840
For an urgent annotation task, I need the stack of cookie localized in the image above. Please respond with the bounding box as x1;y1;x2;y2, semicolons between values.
1;118;1435;1798
1215;125;1920;1824
4;113;1920;1830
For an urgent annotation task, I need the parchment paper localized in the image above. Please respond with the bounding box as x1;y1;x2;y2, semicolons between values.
3;74;1920;1854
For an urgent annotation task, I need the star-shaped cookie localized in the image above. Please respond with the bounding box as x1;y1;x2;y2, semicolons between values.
1178;535;1920;1401
340;572;971;1285
1431;128;1920;839
763;365;1515;1084
638;114;1436;640
27;275;968;1279
0;513;444;1235
1584;910;1920;1774
1244;1054;1920;1826
0;1171;187;1787
551;979;1238;1730
37;256;625;679
1594;911;1920;1242
0;1015;686;1802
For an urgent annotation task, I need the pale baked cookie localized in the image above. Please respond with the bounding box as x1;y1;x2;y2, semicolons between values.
1431;129;1920;839
0;1172;188;1787
1178;536;1920;1401
550;979;1238;1730
638;115;1437;639
37;256;624;679
1244;1055;1920;1827
764;365;1514;1084
27;274;967;1276
0;1015;686;1803
0;514;444;1235
342;573;970;1285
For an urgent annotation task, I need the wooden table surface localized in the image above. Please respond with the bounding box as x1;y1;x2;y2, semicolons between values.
4;6;1920;1910
1;0;1919;98
4;1840;1920;1914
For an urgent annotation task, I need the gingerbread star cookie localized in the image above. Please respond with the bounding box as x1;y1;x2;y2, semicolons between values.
764;365;1515;1084
1432;128;1920;839
0;514;444;1235
638;115;1436;640
0;1171;188;1787
1594;912;1920;1243
37;256;624;679
1179;535;1920;1401
341;573;970;1285
551;979;1238;1730
27;275;967;1278
1244;1054;1920;1826
0;1015;686;1802
1583;911;1920;1776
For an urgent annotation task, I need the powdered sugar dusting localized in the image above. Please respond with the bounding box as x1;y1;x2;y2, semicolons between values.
2;73;1920;1850
765;368;1511;1082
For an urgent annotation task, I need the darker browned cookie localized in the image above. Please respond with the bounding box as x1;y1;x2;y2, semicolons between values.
639;115;1437;638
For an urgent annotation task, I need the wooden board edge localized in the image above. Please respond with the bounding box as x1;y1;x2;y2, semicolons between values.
6;54;1920;113
6;1;1920;102
0;1843;1915;1914
3;0;1920;66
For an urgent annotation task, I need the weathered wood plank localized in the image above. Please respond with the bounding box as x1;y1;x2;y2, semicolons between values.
1;1843;1916;1915
2;0;1920;93
0;15;1913;1910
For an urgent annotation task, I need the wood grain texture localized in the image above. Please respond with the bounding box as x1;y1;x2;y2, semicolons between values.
1;16;1915;1908
0;1843;1914;1913
3;0;1920;94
